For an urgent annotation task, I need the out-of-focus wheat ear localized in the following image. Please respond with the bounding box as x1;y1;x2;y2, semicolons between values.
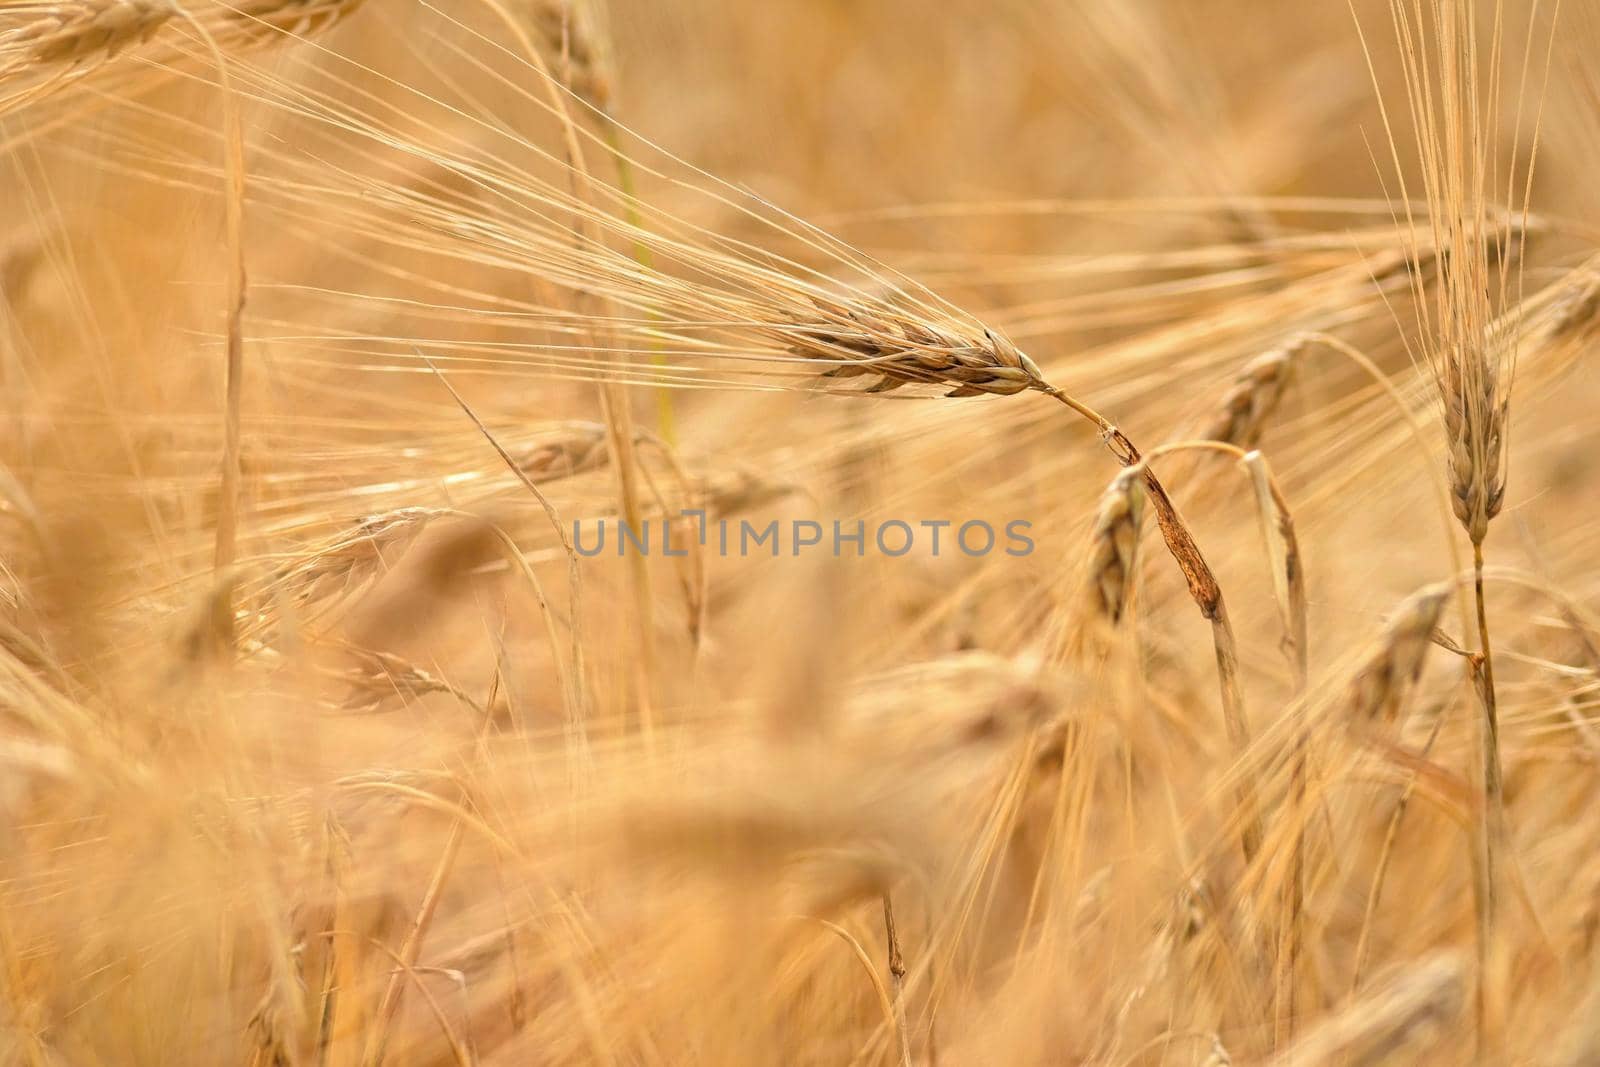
1203;334;1308;449
510;420;610;480
1268;953;1464;1066
1083;466;1146;626
5;1;174;70
1538;257;1600;345
221;0;367;44
1348;583;1452;724
266;507;447;614
333;645;487;719
525;0;614;113
245;981;300;1067
1;0;363;116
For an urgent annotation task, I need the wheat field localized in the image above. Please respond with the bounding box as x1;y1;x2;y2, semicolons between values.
1;1;1599;1064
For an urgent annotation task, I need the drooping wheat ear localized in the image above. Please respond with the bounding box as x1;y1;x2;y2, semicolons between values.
1533;254;1600;345
786;297;1046;397
333;646;486;718
1349;583;1451;723
266;506;447;613
1203;334;1308;448
1083;466;1145;625
1269;953;1464;1066
526;0;612;111
511;421;609;480
1;1;174;70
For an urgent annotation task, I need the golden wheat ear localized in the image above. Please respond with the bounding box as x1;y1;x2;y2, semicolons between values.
0;0;366;116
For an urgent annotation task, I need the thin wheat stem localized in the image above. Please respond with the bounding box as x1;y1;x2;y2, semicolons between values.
1041;394;1259;861
1471;536;1505;1060
881;892;912;1067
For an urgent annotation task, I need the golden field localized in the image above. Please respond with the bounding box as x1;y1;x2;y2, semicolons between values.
1;1;1599;1063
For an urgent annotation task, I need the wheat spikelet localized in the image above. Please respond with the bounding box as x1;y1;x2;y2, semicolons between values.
525;0;612;111
0;0;364;117
1539;261;1600;344
1439;346;1507;546
1202;334;1307;448
222;0;365;41
510;421;609;480
1504;252;1600;368
1083;466;1145;625
334;646;483;717
1349;583;1451;722
267;506;447;612
1;0;173;69
786;297;1046;398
